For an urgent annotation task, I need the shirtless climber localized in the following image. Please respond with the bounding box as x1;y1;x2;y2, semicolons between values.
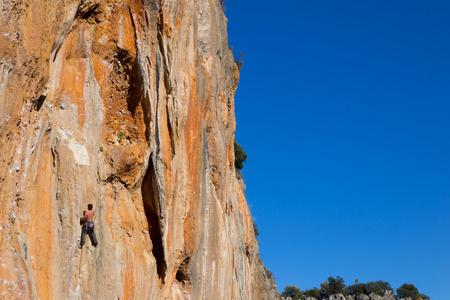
78;204;98;249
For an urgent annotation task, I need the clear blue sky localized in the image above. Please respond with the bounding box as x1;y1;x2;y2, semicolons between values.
225;1;450;299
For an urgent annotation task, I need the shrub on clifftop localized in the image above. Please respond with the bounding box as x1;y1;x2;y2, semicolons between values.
366;280;393;296
304;287;320;299
346;281;368;295
281;285;303;300
346;280;393;297
396;283;428;300
320;276;346;297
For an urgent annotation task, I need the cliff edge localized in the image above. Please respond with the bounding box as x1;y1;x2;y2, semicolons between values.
0;0;277;298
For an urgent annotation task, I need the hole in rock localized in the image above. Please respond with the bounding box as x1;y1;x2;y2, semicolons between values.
80;3;100;20
34;95;46;111
176;256;191;285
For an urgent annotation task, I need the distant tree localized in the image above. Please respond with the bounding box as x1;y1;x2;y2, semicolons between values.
396;283;420;299
281;285;303;299
319;281;329;298
345;282;368;295
366;280;393;296
420;293;431;300
345;280;392;296
320;276;346;297
234;140;247;170
304;287;320;299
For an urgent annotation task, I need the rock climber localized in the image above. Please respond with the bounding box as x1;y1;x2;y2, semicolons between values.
78;204;98;249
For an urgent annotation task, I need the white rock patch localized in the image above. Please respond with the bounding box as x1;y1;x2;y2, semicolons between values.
58;128;90;165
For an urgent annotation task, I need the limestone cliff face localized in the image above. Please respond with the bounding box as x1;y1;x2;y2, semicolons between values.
0;0;278;299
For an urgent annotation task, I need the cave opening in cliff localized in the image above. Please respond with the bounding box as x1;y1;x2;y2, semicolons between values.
126;56;143;118
34;94;47;111
141;158;167;283
175;256;191;285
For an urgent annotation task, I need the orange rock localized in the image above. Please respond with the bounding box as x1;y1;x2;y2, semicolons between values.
0;0;278;299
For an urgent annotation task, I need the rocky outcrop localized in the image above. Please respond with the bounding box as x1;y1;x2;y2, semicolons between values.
0;0;277;299
329;294;347;300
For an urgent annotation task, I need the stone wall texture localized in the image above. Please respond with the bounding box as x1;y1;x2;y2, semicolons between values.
0;0;278;299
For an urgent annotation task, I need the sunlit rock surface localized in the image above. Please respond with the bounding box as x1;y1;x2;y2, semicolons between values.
0;0;278;298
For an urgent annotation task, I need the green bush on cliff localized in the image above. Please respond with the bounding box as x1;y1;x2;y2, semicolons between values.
252;218;260;239
234;140;247;170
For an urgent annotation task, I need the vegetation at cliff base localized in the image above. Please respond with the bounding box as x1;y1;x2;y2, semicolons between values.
281;277;430;299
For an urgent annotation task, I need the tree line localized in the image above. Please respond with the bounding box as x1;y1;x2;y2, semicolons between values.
281;276;430;300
